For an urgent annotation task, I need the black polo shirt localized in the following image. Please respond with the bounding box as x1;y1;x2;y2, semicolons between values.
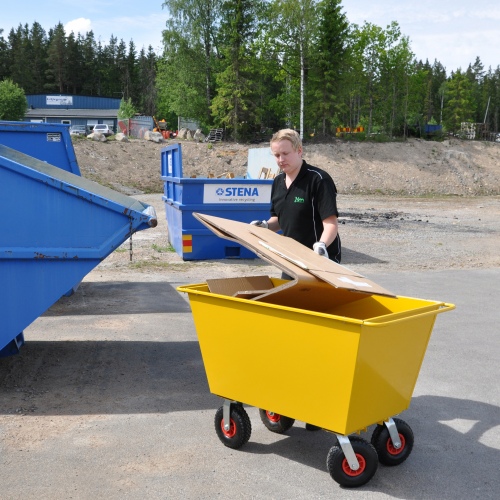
270;161;341;262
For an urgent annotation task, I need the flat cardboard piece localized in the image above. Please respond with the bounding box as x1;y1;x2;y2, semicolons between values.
194;213;395;302
207;275;274;298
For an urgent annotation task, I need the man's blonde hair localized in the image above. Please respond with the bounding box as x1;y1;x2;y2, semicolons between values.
270;129;302;151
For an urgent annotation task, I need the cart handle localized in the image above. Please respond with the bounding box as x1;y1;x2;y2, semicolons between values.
362;303;455;327
177;285;455;327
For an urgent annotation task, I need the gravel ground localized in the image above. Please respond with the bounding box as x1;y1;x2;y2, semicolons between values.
71;135;500;278
93;193;500;282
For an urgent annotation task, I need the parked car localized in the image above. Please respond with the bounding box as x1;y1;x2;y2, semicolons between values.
69;125;88;136
92;124;113;136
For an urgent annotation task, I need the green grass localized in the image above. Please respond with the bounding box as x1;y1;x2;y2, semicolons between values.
152;243;175;253
129;261;171;270
128;261;201;271
128;260;232;271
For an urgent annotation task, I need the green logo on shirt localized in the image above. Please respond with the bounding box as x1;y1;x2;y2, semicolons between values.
294;196;305;203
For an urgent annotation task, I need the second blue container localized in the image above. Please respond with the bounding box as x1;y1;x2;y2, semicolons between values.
161;143;273;260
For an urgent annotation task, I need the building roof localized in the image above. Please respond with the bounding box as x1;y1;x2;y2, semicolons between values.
25;109;118;119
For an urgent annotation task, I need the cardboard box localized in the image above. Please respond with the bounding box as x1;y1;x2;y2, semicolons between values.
194;213;395;310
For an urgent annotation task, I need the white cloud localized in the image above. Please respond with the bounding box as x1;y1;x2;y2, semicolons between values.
470;8;500;20
92;14;167;50
64;18;92;36
341;1;499;70
411;30;499;69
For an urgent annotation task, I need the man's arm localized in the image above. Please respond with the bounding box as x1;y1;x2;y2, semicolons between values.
319;215;338;246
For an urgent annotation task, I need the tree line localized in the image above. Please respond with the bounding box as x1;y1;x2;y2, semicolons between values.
158;0;500;141
1;1;499;142
0;22;158;116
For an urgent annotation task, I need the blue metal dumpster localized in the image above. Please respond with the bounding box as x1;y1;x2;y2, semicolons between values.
161;143;272;260
0;121;85;298
0;121;80;175
0;144;157;357
424;124;443;136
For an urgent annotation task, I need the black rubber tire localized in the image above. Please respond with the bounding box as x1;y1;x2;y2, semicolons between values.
214;404;252;449
326;436;378;487
258;409;295;434
371;418;414;466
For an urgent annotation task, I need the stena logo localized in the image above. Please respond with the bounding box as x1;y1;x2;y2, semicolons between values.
204;183;270;203
222;187;259;196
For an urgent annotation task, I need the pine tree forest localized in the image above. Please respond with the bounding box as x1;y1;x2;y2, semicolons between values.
1;0;499;142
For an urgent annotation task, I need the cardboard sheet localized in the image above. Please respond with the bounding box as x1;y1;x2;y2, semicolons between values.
193;212;396;302
207;275;274;298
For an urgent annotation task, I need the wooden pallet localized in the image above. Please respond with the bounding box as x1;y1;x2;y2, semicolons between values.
206;128;224;142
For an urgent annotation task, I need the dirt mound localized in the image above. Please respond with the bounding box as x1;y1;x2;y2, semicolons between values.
72;136;500;197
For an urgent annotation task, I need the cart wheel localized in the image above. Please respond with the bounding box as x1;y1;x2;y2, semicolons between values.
259;409;295;434
326;437;378;488
214;404;252;449
371;418;414;466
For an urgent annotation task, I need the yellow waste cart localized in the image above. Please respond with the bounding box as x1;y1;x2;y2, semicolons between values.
178;279;455;487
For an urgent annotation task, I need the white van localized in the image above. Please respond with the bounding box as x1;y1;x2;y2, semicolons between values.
93;124;113;136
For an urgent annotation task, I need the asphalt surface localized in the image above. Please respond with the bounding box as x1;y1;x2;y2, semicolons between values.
1;268;499;499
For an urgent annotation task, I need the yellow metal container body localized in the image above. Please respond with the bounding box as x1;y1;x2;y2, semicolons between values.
178;282;454;435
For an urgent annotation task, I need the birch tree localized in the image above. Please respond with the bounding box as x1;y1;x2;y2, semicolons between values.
267;0;319;138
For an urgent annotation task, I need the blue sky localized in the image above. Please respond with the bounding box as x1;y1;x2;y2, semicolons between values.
1;0;498;73
342;0;500;72
0;0;167;53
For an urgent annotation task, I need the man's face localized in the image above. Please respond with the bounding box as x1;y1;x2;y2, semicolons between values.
271;139;302;176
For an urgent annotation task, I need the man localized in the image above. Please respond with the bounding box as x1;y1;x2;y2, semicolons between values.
252;128;341;263
251;129;341;432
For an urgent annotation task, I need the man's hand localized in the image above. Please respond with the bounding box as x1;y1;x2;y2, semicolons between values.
250;220;268;229
313;241;329;258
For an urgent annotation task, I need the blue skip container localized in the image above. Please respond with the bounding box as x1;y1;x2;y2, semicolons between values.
0;144;157;357
0;121;80;175
161;143;272;260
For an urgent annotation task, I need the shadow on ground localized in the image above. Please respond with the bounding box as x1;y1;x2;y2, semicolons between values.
341;247;387;265
44;281;191;316
242;395;500;498
0;339;216;415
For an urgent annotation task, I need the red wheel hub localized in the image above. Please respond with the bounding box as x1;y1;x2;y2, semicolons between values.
266;411;281;423
221;419;236;438
342;453;366;477
387;434;406;455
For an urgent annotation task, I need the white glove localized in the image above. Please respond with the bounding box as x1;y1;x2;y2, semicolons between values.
313;241;329;258
250;220;268;229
